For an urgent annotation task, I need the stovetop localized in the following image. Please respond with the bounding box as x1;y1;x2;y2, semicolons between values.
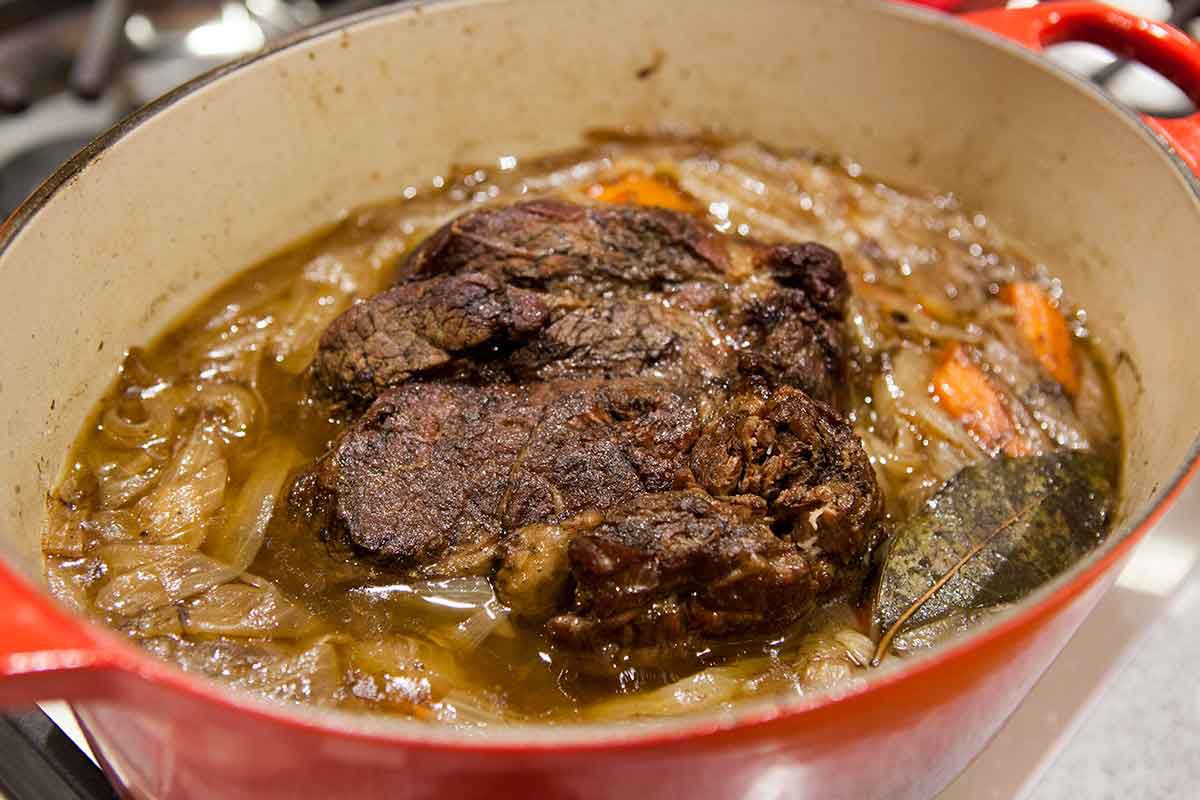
0;1;380;215
3;1;1200;798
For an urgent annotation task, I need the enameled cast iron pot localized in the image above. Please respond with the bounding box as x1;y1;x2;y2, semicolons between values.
1;2;1199;798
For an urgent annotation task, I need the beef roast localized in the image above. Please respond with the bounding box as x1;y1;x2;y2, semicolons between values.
311;201;847;406
690;385;883;562
292;197;884;653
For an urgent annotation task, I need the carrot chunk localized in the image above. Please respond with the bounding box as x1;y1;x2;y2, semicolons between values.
932;344;1030;457
589;171;697;212
1000;282;1079;395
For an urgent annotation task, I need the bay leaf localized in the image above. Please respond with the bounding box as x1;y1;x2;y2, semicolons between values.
888;605;1011;656
871;451;1114;652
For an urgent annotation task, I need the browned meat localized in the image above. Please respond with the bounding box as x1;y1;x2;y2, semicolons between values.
690;385;883;562
494;387;881;650
494;522;575;622
312;201;849;406
736;243;851;406
557;491;828;646
506;491;834;651
403;198;733;290
294;198;883;653
507;298;733;388
292;379;699;573
311;272;549;405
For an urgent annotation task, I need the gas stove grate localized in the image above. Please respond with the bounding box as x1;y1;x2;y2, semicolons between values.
0;710;114;800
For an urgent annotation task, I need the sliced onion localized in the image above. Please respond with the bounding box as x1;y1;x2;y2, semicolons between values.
154;635;342;706
192;384;262;438
272;297;349;375
133;426;228;548
350;577;497;614
791;628;874;693
99;401;174;450
436;690;508;725
120;605;184;638
833;631;876;668
887;348;982;455
583;664;756;722
135;459;227;547
856;283;978;343
82;509;140;544
270;254;360;374
96;542;193;574
349;636;465;703
43;557;95;612
236;636;343;704
95;450;161;510
205;446;300;572
93;552;238;616
181;579;319;638
435;599;511;652
157;424;223;485
43;500;87;557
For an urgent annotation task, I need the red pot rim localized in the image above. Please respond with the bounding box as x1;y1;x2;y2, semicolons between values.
1;0;1198;753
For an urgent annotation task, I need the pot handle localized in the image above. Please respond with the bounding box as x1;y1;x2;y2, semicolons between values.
0;560;117;706
962;2;1200;174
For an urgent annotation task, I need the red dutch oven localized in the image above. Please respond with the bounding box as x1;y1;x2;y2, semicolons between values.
1;2;1199;798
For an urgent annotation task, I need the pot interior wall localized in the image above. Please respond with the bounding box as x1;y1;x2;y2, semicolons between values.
0;0;1197;583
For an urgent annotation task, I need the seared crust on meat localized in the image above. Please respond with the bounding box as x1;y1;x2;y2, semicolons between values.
543;491;832;650
311;272;549;405
403;199;733;289
293;198;883;653
292;379;699;572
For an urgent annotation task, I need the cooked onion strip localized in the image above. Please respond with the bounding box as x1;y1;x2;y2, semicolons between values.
206;446;300;572
192;384;262;438
270;254;360;374
43;500;87;557
437;599;511;652
96;542;193;574
437;690;507;725
94;551;238;616
95;451;161;510
351;577;497;614
182;579;319;638
583;663;761;722
135;460;227;548
886;349;982;455
133;426;227;548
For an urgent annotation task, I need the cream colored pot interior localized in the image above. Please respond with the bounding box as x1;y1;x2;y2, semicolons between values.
1;0;1197;591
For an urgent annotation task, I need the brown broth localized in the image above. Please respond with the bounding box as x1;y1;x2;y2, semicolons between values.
42;137;1122;724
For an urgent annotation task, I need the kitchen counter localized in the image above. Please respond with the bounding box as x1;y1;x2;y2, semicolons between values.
1034;571;1200;799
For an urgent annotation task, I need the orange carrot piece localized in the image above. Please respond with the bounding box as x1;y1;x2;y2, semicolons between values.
589;171;697;212
1000;282;1079;395
932;344;1030;457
